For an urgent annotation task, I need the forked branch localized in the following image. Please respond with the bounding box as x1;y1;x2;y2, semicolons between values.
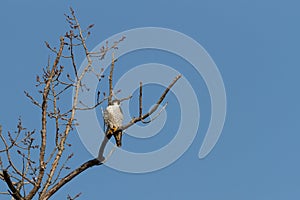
120;74;182;131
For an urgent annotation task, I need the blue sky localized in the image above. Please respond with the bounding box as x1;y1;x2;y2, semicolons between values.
1;0;300;199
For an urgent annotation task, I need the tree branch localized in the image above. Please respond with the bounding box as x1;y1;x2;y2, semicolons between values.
43;159;102;200
108;52;115;105
139;82;143;118
120;74;182;131
0;7;180;200
26;36;65;200
119;95;132;103
2;170;23;200
69;30;79;80
40;8;97;198
39;75;182;200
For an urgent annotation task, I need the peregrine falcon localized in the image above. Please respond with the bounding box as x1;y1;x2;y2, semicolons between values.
103;99;123;147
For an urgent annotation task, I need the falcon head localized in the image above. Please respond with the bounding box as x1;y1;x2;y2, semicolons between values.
111;99;120;106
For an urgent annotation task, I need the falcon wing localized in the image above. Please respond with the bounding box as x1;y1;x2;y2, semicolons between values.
103;108;110;127
115;106;123;127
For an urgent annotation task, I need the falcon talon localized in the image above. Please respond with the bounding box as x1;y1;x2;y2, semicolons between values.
112;126;118;132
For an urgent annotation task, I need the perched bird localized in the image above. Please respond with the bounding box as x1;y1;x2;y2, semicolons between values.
103;99;123;147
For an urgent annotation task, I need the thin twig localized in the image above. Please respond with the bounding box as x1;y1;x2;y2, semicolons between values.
139;82;143;119
76;97;108;111
119;95;132;103
141;102;168;124
69;30;79;80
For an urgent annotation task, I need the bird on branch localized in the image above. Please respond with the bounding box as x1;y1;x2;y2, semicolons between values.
103;99;123;147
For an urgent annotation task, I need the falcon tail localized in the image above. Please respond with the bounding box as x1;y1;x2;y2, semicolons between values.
105;128;122;147
113;130;122;147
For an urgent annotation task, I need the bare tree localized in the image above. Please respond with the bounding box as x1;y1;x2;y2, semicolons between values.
0;8;181;200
